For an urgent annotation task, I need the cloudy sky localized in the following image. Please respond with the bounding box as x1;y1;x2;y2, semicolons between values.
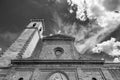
0;0;120;62
0;0;71;50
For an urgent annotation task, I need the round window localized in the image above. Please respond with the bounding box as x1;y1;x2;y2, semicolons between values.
54;47;64;57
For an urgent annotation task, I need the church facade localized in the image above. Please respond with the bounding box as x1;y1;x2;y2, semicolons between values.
0;19;120;80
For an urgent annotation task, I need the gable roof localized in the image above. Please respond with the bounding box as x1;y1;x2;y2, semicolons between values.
43;34;75;41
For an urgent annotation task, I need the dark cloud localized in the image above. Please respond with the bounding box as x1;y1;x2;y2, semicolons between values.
0;0;72;49
0;0;71;33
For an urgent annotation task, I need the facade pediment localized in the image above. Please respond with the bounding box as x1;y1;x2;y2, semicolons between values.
43;34;75;41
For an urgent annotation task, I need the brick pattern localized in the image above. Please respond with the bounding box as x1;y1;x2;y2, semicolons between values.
3;29;35;59
0;74;6;80
101;69;114;80
9;71;33;80
108;69;120;80
80;68;104;80
22;30;39;58
65;71;76;80
40;42;75;60
77;68;85;80
31;69;41;80
3;67;120;80
32;69;77;80
0;21;43;66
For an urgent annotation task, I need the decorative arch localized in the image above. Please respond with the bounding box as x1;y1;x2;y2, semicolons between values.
46;71;69;80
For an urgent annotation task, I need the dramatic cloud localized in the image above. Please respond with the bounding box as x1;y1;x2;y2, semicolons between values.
92;37;120;62
1;0;120;63
64;0;120;55
92;38;120;56
0;0;69;50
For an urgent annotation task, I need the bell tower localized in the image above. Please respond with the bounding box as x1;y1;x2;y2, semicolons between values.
0;19;44;66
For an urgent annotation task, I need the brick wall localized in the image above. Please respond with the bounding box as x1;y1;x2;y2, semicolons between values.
40;41;76;60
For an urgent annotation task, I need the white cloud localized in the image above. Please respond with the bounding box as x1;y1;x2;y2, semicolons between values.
113;57;120;63
92;37;120;62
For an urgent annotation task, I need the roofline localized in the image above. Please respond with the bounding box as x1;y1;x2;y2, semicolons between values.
42;38;75;41
11;60;105;65
42;34;75;41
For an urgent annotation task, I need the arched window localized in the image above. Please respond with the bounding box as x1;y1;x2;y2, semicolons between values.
18;77;24;80
32;23;36;27
48;72;68;80
92;77;97;80
54;47;64;57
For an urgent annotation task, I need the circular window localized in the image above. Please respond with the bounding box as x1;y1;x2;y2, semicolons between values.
54;47;64;57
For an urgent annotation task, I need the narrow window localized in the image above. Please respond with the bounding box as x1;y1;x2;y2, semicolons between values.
92;77;97;80
33;23;36;27
18;77;24;80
